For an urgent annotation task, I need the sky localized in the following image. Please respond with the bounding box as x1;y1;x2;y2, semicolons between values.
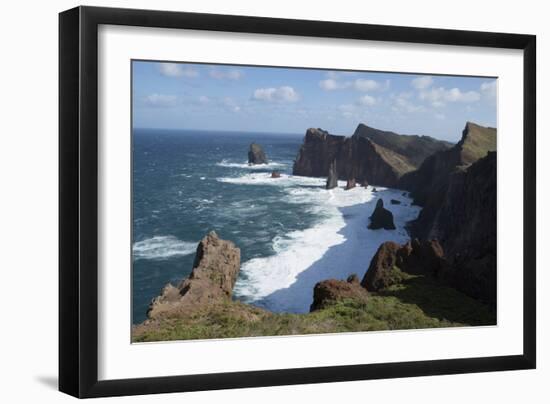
132;60;497;142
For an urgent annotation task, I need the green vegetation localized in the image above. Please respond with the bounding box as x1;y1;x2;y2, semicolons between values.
132;271;495;343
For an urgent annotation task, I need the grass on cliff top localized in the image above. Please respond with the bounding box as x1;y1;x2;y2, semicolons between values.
132;271;495;343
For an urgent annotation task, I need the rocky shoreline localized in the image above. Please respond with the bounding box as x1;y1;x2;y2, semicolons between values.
133;121;497;342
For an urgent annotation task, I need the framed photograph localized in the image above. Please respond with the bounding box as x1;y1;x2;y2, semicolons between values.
59;6;536;398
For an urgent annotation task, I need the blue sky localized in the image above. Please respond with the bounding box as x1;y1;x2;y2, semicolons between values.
132;60;497;142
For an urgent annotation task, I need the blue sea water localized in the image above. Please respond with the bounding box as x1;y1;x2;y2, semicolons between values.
132;128;419;324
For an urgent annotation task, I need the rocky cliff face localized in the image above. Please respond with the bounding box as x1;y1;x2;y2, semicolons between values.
396;123;496;306
353;124;453;166
147;231;241;319
399;122;496;208
293;125;451;187
432;152;497;306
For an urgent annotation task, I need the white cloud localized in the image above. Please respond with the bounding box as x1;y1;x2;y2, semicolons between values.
319;75;389;92
209;69;243;80
354;79;381;92
419;86;480;106
143;93;179;107
480;80;497;98
357;94;376;106
319;78;350;91
392;92;425;113
158;63;199;78
198;95;210;104
253;86;300;102
435;113;446;120
411;76;433;89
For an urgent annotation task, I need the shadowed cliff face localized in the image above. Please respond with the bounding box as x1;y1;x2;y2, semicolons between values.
400;122;497;239
435;152;497;306
292;125;451;187
397;122;497;306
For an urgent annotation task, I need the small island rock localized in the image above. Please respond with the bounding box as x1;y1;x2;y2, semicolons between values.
248;143;268;165
271;171;281;178
368;199;396;230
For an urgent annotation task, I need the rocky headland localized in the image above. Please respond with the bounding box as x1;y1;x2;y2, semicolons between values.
399;122;497;306
293;125;452;187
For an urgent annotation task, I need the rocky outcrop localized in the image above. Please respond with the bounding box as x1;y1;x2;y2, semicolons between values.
310;274;368;311
271;171;281;178
361;239;447;291
326;160;338;189
147;231;241;319
368;199;396;230
390;199;401;205
248;143;268;165
345;178;356;190
293;125;451;187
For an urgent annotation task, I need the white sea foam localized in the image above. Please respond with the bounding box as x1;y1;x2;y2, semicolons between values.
233;181;420;313
217;172;326;187
216;159;288;170
133;236;197;261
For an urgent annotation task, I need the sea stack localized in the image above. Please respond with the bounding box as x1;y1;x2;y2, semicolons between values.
248;143;268;165
326;160;338;190
368;199;396;230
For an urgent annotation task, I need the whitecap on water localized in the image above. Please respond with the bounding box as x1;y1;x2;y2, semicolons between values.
216;159;288;170
132;235;197;261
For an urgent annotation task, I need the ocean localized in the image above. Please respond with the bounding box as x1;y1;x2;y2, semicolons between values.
132;128;420;324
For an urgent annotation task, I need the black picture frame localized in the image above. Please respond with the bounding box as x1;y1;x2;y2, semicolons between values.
59;5;536;398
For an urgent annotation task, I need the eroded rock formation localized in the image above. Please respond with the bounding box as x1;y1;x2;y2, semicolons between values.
326;160;338;190
293;125;451;187
248;143;268;165
361;239;447;291
147;231;241;319
368;199;396;230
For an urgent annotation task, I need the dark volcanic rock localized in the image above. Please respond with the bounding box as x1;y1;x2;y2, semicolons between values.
361;239;447;291
390;199;401;205
293;125;451;187
432;152;497;306
326;160;338;190
399;122;496;238
396;122;497;307
271;171;281;178
248;143;268;165
353;123;453;166
368;199;396;230
345;178;356;190
310;276;368;311
147;231;241;319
